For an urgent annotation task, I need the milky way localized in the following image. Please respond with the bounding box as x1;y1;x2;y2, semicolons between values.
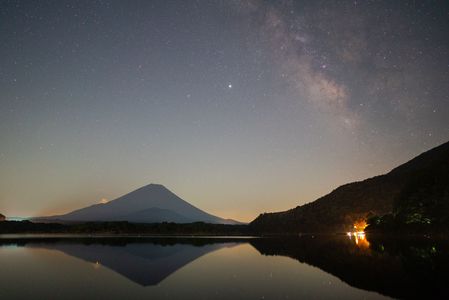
1;1;448;221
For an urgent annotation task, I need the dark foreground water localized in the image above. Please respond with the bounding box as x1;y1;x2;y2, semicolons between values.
0;235;448;299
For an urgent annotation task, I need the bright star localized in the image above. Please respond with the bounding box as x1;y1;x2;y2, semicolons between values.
228;83;232;89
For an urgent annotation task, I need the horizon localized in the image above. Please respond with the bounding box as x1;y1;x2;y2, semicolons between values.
3;140;446;223
1;1;449;223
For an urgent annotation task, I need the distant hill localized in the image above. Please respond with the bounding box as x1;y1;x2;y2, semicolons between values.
251;141;449;233
35;184;241;225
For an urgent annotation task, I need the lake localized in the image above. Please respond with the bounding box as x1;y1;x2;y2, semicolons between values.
0;235;447;299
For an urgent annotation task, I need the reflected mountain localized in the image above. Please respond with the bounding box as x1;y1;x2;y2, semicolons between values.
7;238;242;286
2;236;448;298
250;235;449;299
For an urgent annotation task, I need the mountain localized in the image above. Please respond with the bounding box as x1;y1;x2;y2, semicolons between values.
251;140;449;233
37;184;241;225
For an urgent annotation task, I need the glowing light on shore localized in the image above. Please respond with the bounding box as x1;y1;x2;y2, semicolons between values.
347;231;366;239
353;220;367;231
99;198;108;204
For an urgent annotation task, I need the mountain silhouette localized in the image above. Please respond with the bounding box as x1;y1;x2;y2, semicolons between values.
251;140;449;233
38;184;240;224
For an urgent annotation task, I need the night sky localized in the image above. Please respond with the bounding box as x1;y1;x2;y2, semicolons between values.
1;0;448;221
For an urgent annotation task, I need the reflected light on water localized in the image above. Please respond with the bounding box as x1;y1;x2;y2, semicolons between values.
93;261;101;269
346;231;370;248
346;219;370;248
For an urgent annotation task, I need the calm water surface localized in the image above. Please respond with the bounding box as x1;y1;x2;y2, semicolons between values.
0;235;447;299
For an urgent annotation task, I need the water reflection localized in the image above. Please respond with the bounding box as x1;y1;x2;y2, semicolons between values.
0;237;240;286
347;231;370;248
0;236;448;299
35;242;236;286
250;235;449;299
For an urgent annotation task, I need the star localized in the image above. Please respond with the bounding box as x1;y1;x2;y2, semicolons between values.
228;83;233;89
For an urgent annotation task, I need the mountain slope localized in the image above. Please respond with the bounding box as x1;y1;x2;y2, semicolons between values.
120;208;194;224
251;141;449;233
38;184;240;224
